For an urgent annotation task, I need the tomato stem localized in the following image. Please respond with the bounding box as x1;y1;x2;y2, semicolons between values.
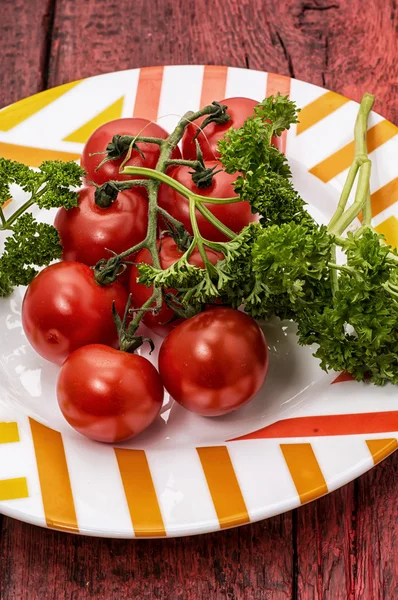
114;292;158;354
165;159;200;169
94;102;237;289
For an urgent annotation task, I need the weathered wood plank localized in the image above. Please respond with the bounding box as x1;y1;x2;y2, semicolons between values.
0;516;293;599
0;0;53;108
47;0;398;124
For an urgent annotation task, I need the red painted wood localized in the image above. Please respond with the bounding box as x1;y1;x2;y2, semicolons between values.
355;452;398;599
0;0;397;598
296;453;398;600
296;484;356;599
46;0;397;125
0;516;293;599
0;0;53;108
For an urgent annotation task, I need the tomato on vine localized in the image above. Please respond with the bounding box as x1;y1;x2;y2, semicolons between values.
54;186;148;283
129;236;223;336
57;343;164;443
158;308;269;416
182;97;280;161
158;162;257;242
81;117;181;187
22;262;129;365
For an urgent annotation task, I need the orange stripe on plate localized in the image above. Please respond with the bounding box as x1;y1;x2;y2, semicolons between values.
281;443;328;504
0;142;80;168
197;446;250;529
0;477;29;501
375;216;398;248
200;65;228;107
64;96;124;143
133;66;164;122
266;73;291;154
229;411;398;441
371;178;398;218
29;418;78;532
366;438;398;464
0;80;82;132
266;72;291;97
296;91;349;135
115;448;166;537
309;120;398;183
332;371;356;384
0;422;19;444
2;199;12;210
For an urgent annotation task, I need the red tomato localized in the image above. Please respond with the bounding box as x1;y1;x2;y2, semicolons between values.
159;308;268;416
57;344;164;443
22;262;128;366
182;97;280;160
81;118;181;186
54;186;147;284
158;162;257;242
129;236;223;337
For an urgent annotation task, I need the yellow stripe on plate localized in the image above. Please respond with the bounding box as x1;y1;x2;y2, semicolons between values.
63;96;124;143
281;443;328;504
0;422;19;444
375;216;398;248
29;418;78;532
371;178;398;218
0;477;29;501
0;80;82;132
115;448;166;537
366;438;398;465
197;446;250;529
0;142;80;168
309;120;398;183
296;91;350;135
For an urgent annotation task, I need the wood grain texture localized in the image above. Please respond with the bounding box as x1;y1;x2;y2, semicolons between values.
0;0;53;108
355;451;398;600
45;0;398;124
0;515;293;599
296;484;356;600
0;0;398;598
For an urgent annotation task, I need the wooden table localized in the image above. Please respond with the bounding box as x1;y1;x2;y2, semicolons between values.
0;1;397;598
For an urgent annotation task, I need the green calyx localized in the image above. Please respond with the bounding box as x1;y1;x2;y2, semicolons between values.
192;101;231;141
113;294;157;354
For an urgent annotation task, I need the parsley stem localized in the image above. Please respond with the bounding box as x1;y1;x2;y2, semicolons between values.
328;262;359;277
362;187;372;227
195;202;236;240
0;208;6;227
327;93;374;234
330;245;339;295
330;161;371;235
3;198;35;229
189;198;211;267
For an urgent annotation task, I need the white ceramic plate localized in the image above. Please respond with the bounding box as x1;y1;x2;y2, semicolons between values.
0;65;397;538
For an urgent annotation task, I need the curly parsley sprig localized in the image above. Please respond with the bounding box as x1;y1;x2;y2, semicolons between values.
0;160;84;295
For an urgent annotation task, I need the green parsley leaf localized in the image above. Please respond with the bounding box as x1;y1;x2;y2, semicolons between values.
0;158;84;296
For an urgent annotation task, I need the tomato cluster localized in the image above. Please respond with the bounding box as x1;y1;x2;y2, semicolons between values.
21;99;270;443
